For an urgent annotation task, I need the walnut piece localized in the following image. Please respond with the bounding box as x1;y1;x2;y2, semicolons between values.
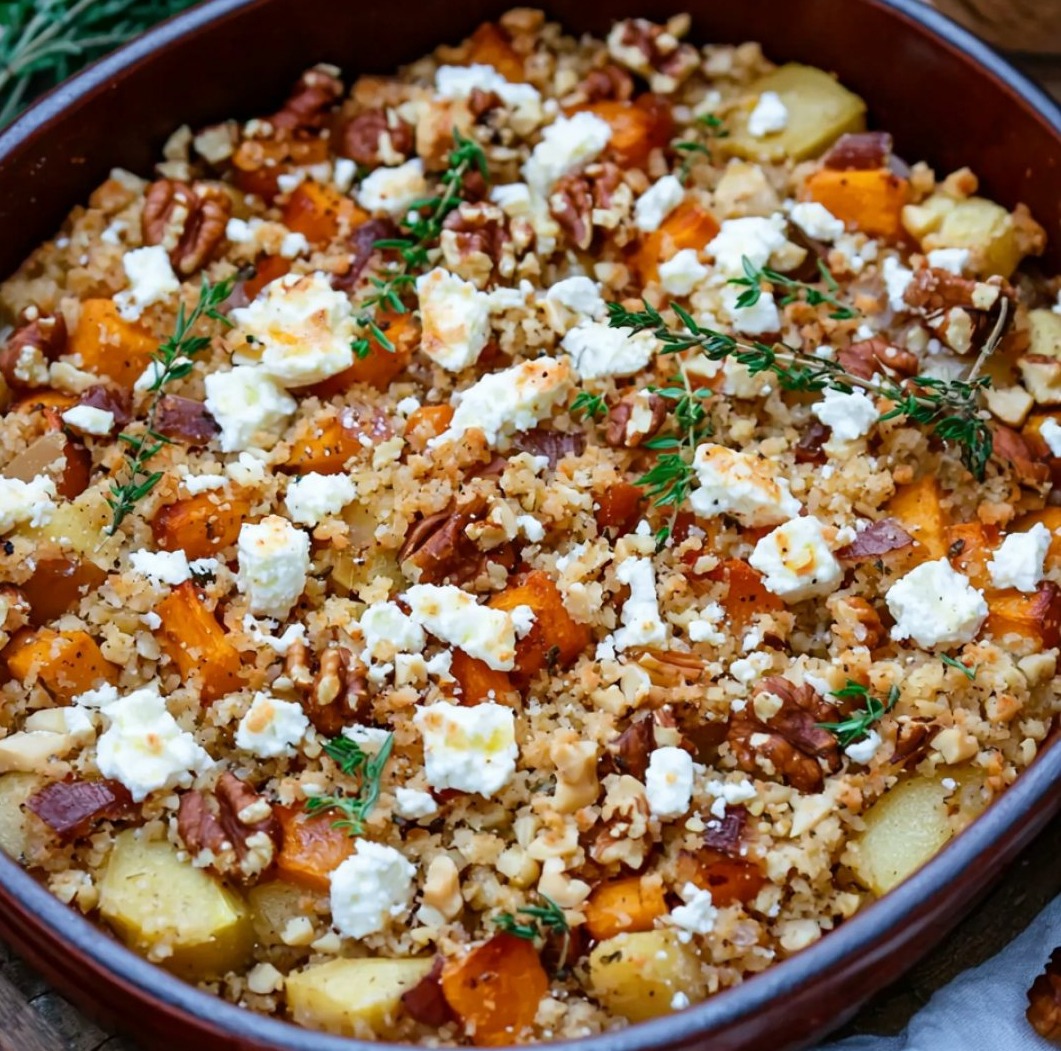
727;676;841;793
549;162;626;251
399;509;485;585
142;179;231;276
604;391;667;448
176;772;280;884
271;65;343;132
837;337;919;381
339;108;414;166
1027;947;1061;1042
0;314;66;391
440;201;511;286
606;17;699;94
288;640;370;735
573;64;634;104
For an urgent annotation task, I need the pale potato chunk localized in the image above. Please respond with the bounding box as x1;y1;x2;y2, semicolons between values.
0;773;42;859
1028;309;1061;359
248;879;315;946
99;830;253;980
587;929;706;1022
903;193;1022;277
723;64;866;163
286;957;435;1036
24;487;121;569
1019;356;1061;406
849;776;952;896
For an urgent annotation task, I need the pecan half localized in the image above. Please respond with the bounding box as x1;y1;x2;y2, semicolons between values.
510;427;586;467
837;337;919;381
177;772;280;884
142;179;231;275
890;720;935;768
835;518;913;561
992;423;1050;487
0;314;66;390
154;394;220;445
574;64;635;104
441;201;510;285
332;218;399;292
1028;947;1061;1041
550;162;625;250
605;391;667;448
902;268;1015;353
727;677;841;793
27;778;133;841
603;708;690;780
822;131;893;171
77;385;131;429
399;510;483;585
339;108;414;166
271;65;344;132
606;18;700;93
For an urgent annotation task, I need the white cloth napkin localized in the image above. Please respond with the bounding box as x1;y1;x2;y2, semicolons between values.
823;895;1061;1050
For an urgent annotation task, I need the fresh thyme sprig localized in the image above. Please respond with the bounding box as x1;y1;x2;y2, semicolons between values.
730;256;859;321
493;894;571;973
940;654;978;681
0;0;198;128
352;128;488;358
675;113;728;184
607;291;995;482
570;390;608;420
637;373;714;547
819;682;900;748
305;732;395;836
106;274;234;534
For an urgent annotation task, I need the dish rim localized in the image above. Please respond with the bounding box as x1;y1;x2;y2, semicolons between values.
0;0;1058;1048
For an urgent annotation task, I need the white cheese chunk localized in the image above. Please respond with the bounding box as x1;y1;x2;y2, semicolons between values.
749;516;843;602
707;215;788;277
721;285;780;335
235;691;310;758
60;404;114;436
416;267;492;372
404;584;515;670
689;443;801;526
669;882;718;936
434;357;572;447
644;746;694;819
285;472;357;526
414;700;517;797
1040;417;1061;457
522;112;612;197
886;558;988;648
359;601;426;663
113;245;180;321
203;365;296;453
882;256;914;311
0;475;56;534
435;64;541;110
489;182;533;217
561;321;656;380
788;201;846;243
613;557;667;651
811;387;879;443
658;249;708;296
747;91;789;137
232;272;355;387
356;158;429;217
95;685;213;801
987;523;1051;593
237;516;310;618
394;787;439;820
329;841;415;938
844;730;881;765
129;549;194;586
633;174;684;232
927;248;970;275
544;276;606;321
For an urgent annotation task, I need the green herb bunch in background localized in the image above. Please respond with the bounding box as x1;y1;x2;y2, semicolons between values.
0;0;198;127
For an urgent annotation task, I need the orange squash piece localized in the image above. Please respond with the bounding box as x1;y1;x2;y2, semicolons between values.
594;480;644;534
885;475;950;566
13;390;80;415
405;404;456;452
633;200;720;285
489;570;591;679
804;168;909;239
581;95;674;171
675;848;766;907
441;933;549;1046
466;23;525;82
152;491;251;560
68;299;157;390
585;877;667;941
985;582;1061;650
275;806;355;892
4;628;117;703
706;559;784;630
22;557;106;625
156;582;242;702
946;522;999;591
449;648;516;705
243;254;292;301
281;181;367;246
1012;507;1061;568
308;312;417;397
283;414;364;475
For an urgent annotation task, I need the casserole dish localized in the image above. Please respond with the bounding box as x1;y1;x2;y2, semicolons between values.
0;1;1058;1050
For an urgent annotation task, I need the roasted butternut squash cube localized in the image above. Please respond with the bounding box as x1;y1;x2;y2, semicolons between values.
594;480;644;534
466;23;525;82
281;181;366;246
946;521;999;590
985;582;1061;651
309;312;417;396
287;957;435;1036
3;628;116;703
276;806;355;892
156;582;242;702
68;299;157;389
804;168;909;238
21;557;106;625
632;200;719;285
723;64;866;163
674;848;766;907
885;476;950;566
284;414;364;475
585;877;667;941
581;94;674;170
488;570;591;678
405;404;455;452
99;829;254;980
706;558;783;629
449;648;516;704
152;491;251;560
441;933;549;1046
243;254;292;300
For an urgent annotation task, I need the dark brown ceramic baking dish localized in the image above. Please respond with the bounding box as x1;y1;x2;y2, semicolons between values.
0;1;1059;1049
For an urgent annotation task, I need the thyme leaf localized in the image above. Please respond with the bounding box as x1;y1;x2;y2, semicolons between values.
570;390;608;420
819;682;900;747
940;654;978;681
729;256;859;321
305;732;395;837
493;894;571;972
675;113;728;184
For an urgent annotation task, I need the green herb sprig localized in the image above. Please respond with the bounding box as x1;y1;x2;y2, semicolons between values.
819;682;900;748
305;733;395;836
107;274;234;534
941;654;978;681
0;0;198;128
570;390;608;420
675;113;728;184
493;894;571;972
730;257;859;321
352;129;488;358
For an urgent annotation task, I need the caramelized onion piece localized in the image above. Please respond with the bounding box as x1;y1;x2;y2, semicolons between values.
27;778;133;841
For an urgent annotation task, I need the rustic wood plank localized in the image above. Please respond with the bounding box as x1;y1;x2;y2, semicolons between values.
930;0;1061;54
0;968;64;1051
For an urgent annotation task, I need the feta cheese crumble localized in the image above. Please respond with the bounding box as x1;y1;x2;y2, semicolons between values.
329;841;416;938
927;248;970;275
690;444;801;526
645;746;694;819
414;701;518;797
235;692;310;758
707;215;788;277
788;201;845;243
356;158;429;218
811;387;879;443
0;475;56;534
393;787;439;820
721;285;780;336
522;112;612;197
237;516;310;618
285;472;357;526
435;64;541;110
613;557;667;651
749;516;843;602
404;584;516;670
113;245;180;321
544;276;606;321
416;267;491;372
561;321;656;380
633;174;684;232
844;730;881;765
358;602;425;662
747;91;789;137
669;882;718;936
60;404;114;436
658;249;708;296
886;558;988;648
128;548;217;586
203;365;295;453
987;523;1051;593
882;256;914;312
1040;417;1061;457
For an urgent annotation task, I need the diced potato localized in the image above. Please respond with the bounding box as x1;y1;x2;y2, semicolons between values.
276;806;354;891
67;299;157;389
1027;309;1061;359
0;773;43;859
723;64;866;163
585;877;667;941
587;930;706;1022
26;486;122;569
1018;355;1061;406
440;933;549;1046
248;879;316;946
850;776;952;896
287;957;435;1036
152;491;251;560
804;169;909;238
3;627;117;703
902;193;1022;277
885;476;949;565
99;830;254;979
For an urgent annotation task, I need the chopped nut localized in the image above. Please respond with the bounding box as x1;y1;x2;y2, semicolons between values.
270;65;343;132
837;337;919;381
0;314;67;391
984;385;1034;428
421;855;462;921
142;179;231;276
604;391;667;448
550;162;627;250
550;731;599;813
400;509;484;585
440;201;511;286
339;109;414;166
606;18;699;94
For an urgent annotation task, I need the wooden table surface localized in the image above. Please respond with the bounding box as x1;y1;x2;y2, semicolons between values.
0;20;1059;1051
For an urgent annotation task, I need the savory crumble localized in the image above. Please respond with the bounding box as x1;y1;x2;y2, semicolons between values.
0;9;1058;1044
